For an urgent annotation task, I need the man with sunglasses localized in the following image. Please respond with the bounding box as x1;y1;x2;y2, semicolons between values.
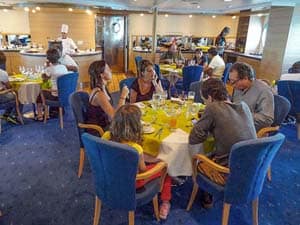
229;62;274;131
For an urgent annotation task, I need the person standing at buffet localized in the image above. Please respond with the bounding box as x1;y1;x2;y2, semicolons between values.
57;24;78;55
215;26;230;56
159;42;184;64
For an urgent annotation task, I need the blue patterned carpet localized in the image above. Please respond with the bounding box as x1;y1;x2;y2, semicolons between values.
0;109;299;225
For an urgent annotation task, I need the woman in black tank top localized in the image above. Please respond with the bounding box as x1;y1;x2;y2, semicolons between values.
85;60;129;136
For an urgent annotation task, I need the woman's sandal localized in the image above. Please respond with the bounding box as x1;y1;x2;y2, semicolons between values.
159;201;171;220
35;115;44;122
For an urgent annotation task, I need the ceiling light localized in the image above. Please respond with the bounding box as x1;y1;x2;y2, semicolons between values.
232;15;236;19
32;9;36;13
165;14;168;17
257;13;263;17
189;15;193;18
68;8;73;12
224;0;232;2
3;9;8;12
86;9;92;15
36;6;40;11
197;5;200;9
140;13;144;16
212;15;216;18
24;7;29;12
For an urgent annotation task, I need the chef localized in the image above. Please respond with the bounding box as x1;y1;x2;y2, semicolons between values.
58;24;78;55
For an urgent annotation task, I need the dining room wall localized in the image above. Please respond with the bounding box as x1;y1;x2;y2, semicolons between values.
0;9;30;34
28;8;95;50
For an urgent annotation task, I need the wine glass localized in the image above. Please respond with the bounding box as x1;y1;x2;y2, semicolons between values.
187;91;195;104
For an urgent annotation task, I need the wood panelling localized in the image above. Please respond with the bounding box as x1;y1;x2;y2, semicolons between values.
29;8;95;51
260;7;293;81
4;51;21;75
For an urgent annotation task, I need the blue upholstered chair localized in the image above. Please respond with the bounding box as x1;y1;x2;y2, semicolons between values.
277;80;300;139
44;72;78;129
81;133;167;225
175;65;203;93
0;89;24;133
186;133;285;225
257;95;290;181
154;64;171;93
119;77;136;91
69;91;104;178
222;63;232;84
135;55;143;75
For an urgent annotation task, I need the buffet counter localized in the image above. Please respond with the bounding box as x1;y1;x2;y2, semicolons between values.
19;50;102;83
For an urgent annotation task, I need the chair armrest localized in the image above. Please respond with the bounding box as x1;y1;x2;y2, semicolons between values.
0;89;14;95
78;123;104;137
136;161;167;180
192;154;230;186
257;126;279;138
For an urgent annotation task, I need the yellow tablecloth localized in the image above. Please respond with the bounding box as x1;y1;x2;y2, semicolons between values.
142;100;204;156
159;64;183;76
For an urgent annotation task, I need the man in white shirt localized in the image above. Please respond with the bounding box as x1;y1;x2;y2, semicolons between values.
57;24;78;55
204;47;225;79
55;43;78;72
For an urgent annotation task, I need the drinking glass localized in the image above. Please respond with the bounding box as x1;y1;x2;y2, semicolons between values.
187;91;195;104
151;93;161;110
160;90;168;106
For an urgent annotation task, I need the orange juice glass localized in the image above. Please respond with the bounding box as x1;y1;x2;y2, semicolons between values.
169;117;177;129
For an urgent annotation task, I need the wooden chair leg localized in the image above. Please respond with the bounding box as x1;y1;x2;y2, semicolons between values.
44;105;48;123
59;107;63;129
128;211;135;225
15;104;24;125
222;203;231;225
252;198;259;225
152;194;160;221
93;196;101;225
267;167;272;182
186;183;199;211
78;148;85;178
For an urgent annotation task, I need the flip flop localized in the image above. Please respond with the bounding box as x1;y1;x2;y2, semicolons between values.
159;201;171;220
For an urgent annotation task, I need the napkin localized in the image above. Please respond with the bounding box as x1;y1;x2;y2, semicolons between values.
163;128;189;143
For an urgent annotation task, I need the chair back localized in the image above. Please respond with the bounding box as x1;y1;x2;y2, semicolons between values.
135;56;143;75
277;80;300;117
222;63;232;83
272;94;291;126
119;77;136;91
182;65;203;92
189;81;203;103
154;64;162;79
224;133;285;204
69;91;89;147
57;72;79;107
82;133;139;210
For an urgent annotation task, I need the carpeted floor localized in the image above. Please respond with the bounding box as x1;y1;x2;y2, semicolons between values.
0;103;300;225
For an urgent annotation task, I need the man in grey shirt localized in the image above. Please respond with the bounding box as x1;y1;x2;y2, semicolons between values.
189;78;256;165
230;62;274;132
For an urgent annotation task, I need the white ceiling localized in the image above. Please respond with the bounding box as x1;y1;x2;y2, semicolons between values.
3;0;300;13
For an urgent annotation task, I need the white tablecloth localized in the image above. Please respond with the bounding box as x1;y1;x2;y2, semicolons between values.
18;83;41;104
157;128;203;177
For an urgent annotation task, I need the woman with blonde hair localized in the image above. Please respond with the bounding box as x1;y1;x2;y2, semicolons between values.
102;104;172;219
130;59;163;103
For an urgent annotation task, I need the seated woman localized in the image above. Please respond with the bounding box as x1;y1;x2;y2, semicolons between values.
192;48;208;67
188;78;257;207
102;104;172;219
86;60;129;134
130;59;163;103
36;48;69;120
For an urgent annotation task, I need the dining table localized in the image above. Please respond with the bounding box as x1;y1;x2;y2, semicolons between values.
9;74;42;105
138;100;213;177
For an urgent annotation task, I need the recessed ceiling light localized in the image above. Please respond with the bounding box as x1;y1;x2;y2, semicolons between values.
165;14;168;17
257;13;263;17
32;9;36;13
232;15;236;19
86;9;92;15
140;13;144;16
24;7;29;12
189;15;193;18
68;8;73;12
212;15;216;18
3;9;8;12
197;5;200;9
36;6;40;11
224;0;232;2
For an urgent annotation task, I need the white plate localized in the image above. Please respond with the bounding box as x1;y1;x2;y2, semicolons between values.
143;126;155;134
134;102;146;109
9;77;26;82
